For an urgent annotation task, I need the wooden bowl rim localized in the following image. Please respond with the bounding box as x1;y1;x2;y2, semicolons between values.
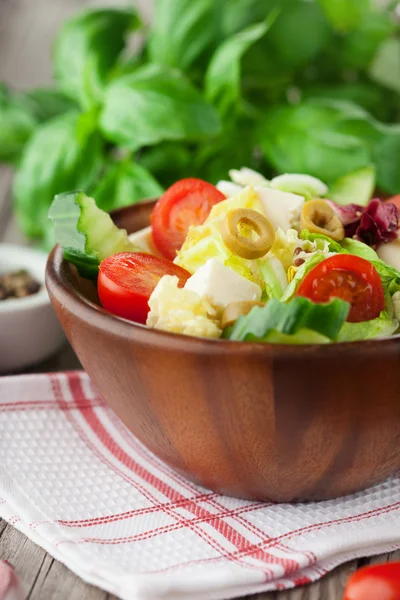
46;200;400;358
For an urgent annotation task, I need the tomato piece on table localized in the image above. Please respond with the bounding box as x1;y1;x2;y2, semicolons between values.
98;252;191;324
296;254;385;323
343;562;400;600
151;178;225;260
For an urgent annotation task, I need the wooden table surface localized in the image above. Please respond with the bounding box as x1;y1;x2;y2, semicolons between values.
0;1;399;598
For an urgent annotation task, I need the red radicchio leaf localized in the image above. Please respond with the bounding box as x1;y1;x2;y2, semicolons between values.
327;199;399;248
356;199;399;247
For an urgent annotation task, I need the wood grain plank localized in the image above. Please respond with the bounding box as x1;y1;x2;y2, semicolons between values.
27;554;115;600
0;522;47;597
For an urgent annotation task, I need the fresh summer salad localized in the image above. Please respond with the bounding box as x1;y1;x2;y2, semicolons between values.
49;167;400;345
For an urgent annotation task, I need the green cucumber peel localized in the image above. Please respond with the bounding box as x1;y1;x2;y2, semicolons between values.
49;190;138;279
224;296;350;342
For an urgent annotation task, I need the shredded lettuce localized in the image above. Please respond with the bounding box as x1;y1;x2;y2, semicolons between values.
175;187;268;286
301;231;380;261
258;256;288;300
337;312;398;342
224;297;349;342
300;230;342;253
281;253;327;302
268;228;301;271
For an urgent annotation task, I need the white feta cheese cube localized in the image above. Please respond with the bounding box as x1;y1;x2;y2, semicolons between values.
255;187;305;232
377;239;400;271
184;258;262;308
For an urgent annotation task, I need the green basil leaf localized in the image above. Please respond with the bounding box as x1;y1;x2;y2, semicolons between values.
148;0;217;71
370;38;400;95
194;117;259;183
100;65;221;150
268;1;332;68
339;9;396;69
258;98;400;189
217;0;283;38
0;83;37;164
13;112;103;239
54;7;140;109
372;124;400;193
138;143;193;188
258;101;372;183
93;161;164;212
23;88;78;122
225;297;350;342
302;83;392;122
205;16;276;118
318;0;370;33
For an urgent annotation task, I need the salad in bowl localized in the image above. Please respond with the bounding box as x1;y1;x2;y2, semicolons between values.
49;167;400;346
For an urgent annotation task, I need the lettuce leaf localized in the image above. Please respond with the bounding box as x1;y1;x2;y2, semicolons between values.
370;260;400;296
300;230;343;253
224;296;350;342
258;256;288;300
281;253;327;301
337;311;398;342
175;187;269;286
268;228;302;271
300;231;380;262
339;237;379;261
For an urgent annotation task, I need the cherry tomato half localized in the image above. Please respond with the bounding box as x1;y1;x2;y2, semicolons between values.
343;562;400;600
296;254;385;323
151;178;225;260
98;252;190;324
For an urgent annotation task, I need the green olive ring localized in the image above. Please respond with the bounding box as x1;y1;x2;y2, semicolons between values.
221;208;275;260
301;199;345;242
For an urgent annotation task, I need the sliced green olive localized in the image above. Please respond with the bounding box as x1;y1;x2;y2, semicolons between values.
301;199;344;241
221;301;264;329
221;209;275;259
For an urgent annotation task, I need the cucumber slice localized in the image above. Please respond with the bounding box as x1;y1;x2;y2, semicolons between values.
265;328;331;345
49;191;139;278
224;297;350;342
328;166;376;207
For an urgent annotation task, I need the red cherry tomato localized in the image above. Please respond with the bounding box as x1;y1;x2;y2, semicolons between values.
343;562;400;600
296;254;385;323
98;252;190;324
151;178;225;260
386;195;400;212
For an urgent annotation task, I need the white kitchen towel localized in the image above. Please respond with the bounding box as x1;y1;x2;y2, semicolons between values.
0;371;399;600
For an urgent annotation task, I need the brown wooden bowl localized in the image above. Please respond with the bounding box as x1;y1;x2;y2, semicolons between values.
46;200;400;502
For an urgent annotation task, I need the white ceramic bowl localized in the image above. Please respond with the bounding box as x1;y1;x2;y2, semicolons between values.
0;244;65;373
